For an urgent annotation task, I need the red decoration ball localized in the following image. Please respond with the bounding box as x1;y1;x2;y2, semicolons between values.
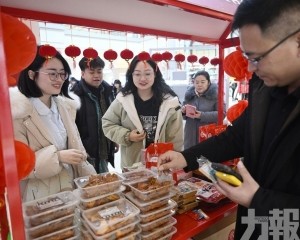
138;51;151;61
104;49;118;61
187;54;198;63
120;49;134;61
65;45;81;58
151;52;163;62
174;53;185;62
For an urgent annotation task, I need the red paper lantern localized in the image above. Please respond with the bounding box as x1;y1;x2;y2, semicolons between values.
226;100;248;123
120;49;134;64
199;56;209;65
83;47;98;67
162;51;173;62
138;51;151;61
104;49;118;68
162;51;173;69
174;53;185;69
187;54;198;67
83;47;98;60
39;44;57;59
151;52;163;63
65;45;81;59
224;49;252;81
210;58;220;66
1;13;37;77
65;45;81;68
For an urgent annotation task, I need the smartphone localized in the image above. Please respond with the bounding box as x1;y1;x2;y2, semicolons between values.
211;163;243;186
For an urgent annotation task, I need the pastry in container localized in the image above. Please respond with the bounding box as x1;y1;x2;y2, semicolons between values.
139;199;177;224
128;177;174;201
125;191;172;213
118;225;142;240
156;226;177;240
140;217;177;240
82;198;140;236
25;213;77;239
82;216;140;240
22;191;78;227
140;213;175;232
79;185;125;210
32;224;79;240
121;169;156;186
74;172;124;199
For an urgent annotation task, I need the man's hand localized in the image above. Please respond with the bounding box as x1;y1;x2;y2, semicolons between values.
157;150;187;171
214;161;259;208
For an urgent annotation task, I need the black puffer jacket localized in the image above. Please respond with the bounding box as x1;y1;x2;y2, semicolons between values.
71;80;115;172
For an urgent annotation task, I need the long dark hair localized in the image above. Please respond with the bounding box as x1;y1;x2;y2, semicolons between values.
18;46;72;98
121;56;177;107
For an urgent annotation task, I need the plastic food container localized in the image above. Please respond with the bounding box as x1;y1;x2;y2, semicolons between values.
25;213;77;239
175;181;198;198
139;199;177;224
74;172;124;199
157;226;177;240
121;169;156;185
140;213;175;232
32;224;79;240
119;225;142;240
82;198;140;236
125;191;172;213
22;191;78;227
128;177;174;201
140;217;177;240
79;185;125;210
82;216;140;240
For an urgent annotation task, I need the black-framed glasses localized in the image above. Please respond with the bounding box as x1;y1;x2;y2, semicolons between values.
242;27;300;67
37;71;69;81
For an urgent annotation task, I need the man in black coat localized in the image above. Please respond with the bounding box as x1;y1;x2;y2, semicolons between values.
71;56;118;173
158;0;300;239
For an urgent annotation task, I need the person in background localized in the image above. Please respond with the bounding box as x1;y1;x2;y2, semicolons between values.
71;56;118;173
158;0;300;239
102;56;184;170
113;79;122;97
182;70;219;149
69;76;79;90
10;46;96;202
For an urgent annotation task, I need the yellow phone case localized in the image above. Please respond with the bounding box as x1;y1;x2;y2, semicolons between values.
215;171;242;186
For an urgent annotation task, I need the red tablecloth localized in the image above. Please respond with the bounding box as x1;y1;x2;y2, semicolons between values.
172;200;237;240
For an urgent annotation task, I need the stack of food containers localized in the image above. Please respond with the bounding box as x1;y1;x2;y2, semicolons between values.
74;172;141;239
171;181;198;214
22;191;79;239
123;169;177;240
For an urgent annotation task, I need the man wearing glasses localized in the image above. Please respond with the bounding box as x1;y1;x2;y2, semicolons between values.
158;0;300;239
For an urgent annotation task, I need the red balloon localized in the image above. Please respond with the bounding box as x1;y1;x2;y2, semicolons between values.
1;13;37;76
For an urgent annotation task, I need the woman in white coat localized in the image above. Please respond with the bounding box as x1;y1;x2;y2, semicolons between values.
102;56;184;169
10;46;96;202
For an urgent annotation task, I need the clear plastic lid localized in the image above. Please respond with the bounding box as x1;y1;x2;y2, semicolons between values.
74;172;124;199
25;213;77;239
121;168;155;185
128;177;174;201
125;191;173;213
139;199;177;224
22;191;78;227
82;216;140;240
82;198;140;236
32;224;79;240
141;218;177;240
